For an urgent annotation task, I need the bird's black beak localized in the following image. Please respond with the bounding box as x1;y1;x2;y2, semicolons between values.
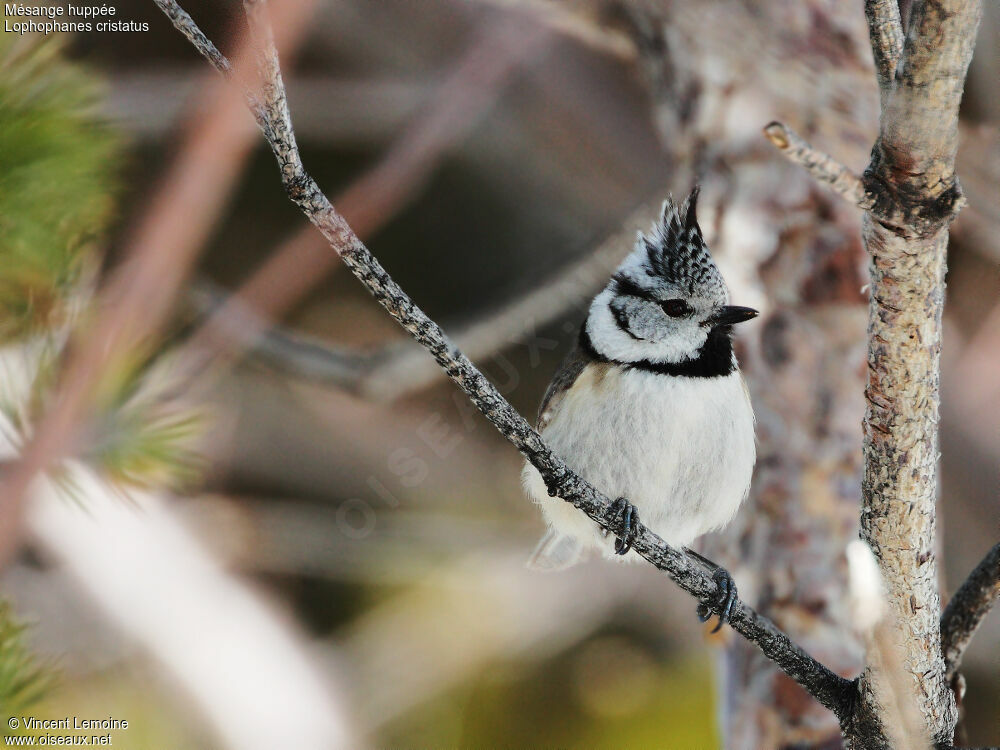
709;306;759;327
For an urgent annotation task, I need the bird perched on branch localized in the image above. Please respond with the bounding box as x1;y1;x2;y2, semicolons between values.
522;187;757;629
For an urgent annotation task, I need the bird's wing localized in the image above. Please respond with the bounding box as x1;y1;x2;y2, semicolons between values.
536;341;592;431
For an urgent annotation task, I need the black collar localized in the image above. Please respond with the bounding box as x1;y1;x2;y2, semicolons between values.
579;323;736;378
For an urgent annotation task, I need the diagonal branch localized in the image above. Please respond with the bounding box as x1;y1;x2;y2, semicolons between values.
185;18;550;382
869;0;981;236
940;542;1000;681
153;0;857;720
154;0;232;75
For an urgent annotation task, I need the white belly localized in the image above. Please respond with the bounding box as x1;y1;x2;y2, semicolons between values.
523;365;756;559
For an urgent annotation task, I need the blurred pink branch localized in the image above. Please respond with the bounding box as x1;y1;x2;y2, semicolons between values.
180;15;549;377
474;0;635;60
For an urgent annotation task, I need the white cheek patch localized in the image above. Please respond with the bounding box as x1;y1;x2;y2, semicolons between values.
588;290;709;364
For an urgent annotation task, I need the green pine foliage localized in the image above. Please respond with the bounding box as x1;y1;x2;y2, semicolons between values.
85;357;207;490
91;407;204;490
0;602;55;734
0;32;117;343
0;31;204;491
0;28;210;744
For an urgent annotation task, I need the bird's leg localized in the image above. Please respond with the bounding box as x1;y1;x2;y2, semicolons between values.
609;497;639;555
684;547;738;634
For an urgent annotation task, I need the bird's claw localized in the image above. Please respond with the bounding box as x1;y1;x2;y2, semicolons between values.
609;497;638;556
697;567;738;633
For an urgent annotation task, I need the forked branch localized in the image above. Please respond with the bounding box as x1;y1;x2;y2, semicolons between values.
767;0;982;740
152;0;856;720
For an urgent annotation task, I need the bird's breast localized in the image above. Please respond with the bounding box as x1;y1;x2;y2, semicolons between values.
536;364;756;546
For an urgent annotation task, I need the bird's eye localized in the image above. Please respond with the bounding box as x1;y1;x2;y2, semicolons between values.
660;299;692;317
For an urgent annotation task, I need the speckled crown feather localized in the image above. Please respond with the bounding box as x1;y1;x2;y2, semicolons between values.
640;187;729;303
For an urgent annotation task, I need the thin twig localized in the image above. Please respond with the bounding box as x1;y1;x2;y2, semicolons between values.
864;0;904;102
154;0;232;75
763;122;873;210
940;542;1000;681
154;0;857;720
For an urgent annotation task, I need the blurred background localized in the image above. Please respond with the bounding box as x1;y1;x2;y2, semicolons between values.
0;1;997;747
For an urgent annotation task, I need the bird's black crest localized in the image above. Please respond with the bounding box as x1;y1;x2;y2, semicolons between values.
640;186;727;302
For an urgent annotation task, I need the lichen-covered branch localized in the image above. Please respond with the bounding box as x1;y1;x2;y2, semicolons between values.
940;542;1000;681
154;0;232;75
152;0;856;720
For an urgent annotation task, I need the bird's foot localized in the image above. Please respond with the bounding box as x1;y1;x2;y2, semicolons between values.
685;549;737;633
609;497;639;556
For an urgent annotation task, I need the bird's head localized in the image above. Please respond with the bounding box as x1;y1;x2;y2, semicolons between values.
585;187;757;367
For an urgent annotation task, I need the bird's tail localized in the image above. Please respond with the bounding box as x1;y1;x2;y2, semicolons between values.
526;529;584;571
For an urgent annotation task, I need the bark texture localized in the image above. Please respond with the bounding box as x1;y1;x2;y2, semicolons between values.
856;1;982;745
855;217;953;747
606;0;982;746
609;2;877;745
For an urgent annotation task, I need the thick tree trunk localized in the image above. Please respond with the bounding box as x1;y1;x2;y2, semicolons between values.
854;222;954;747
609;2;878;745
608;0;981;745
854;0;982;742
